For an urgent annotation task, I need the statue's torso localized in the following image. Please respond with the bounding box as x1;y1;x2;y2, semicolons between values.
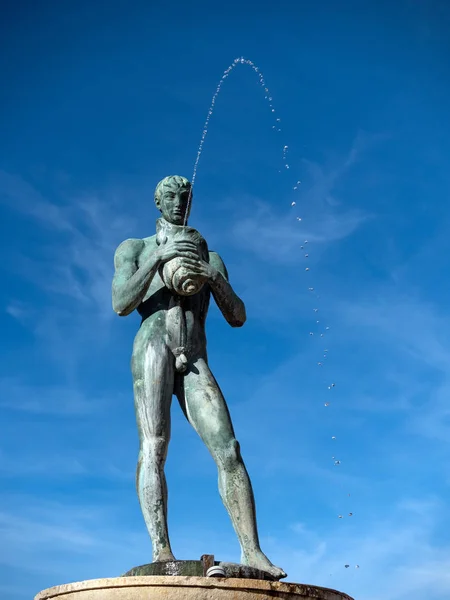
133;235;211;359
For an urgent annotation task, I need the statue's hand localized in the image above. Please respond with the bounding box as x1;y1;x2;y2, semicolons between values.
179;257;218;281
156;237;199;265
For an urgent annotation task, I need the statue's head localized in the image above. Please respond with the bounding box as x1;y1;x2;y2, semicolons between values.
154;175;192;225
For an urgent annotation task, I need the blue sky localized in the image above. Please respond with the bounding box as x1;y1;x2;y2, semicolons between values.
1;1;450;598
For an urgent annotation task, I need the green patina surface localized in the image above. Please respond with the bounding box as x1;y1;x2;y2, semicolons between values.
112;175;286;581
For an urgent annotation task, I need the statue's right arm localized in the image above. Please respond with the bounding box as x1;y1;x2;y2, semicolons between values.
112;239;160;317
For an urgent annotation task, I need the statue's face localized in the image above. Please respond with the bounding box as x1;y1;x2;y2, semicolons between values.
159;185;191;225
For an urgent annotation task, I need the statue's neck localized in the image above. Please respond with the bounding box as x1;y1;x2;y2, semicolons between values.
156;217;188;236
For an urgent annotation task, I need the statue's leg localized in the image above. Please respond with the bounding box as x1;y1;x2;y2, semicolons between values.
175;357;286;580
132;341;175;563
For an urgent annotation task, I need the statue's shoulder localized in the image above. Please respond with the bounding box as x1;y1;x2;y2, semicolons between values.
208;250;222;262
114;238;145;264
209;251;229;280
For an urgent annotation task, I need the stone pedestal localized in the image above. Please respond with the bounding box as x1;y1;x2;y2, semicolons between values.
35;576;354;600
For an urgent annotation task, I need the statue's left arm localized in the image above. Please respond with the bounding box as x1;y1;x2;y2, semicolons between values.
207;252;246;328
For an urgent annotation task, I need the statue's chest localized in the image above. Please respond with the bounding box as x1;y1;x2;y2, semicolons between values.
137;230;210;313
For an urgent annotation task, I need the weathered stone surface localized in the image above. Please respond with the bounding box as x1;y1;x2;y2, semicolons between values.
35;576;355;600
123;559;276;580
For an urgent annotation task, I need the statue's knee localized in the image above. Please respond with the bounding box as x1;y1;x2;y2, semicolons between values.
217;438;242;470
140;436;168;461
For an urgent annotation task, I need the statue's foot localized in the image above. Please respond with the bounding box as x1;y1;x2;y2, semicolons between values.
241;550;287;580
153;549;176;562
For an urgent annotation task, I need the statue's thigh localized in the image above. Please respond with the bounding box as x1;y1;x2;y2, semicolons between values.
132;342;174;439
182;358;235;447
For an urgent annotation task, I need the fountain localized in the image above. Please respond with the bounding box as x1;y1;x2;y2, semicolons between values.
35;59;353;600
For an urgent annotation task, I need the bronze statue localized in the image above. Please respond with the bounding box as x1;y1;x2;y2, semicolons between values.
112;175;285;580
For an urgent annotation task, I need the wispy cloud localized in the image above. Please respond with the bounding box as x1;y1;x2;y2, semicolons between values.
0;170;137;319
232;204;367;263
3;489;449;600
341;292;450;445
0;452;88;477
228;133;377;263
0;496;146;580
0;171;76;233
263;496;450;600
0;172;143;381
0;378;106;415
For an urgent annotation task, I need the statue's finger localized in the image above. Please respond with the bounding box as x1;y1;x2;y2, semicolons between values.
180;258;201;268
180;262;203;272
175;239;197;247
177;247;198;254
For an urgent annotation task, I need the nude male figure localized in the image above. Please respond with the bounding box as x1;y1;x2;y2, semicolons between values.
112;175;285;580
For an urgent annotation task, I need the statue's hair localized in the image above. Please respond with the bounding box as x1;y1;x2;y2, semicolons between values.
154;175;192;207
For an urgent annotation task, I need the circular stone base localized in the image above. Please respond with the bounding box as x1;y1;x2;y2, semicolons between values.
123;559;275;580
35;576;355;600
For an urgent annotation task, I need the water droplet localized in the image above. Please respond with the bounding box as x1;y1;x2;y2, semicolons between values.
291;201;296;206
309;332;314;336
349;513;353;516
338;515;343;519
325;326;330;330
318;362;323;366
297;180;301;184
293;186;298;190
313;308;318;312
308;287;314;291
331;436;336;440
304;240;308;244
296;217;302;221
305;253;309;258
285;164;290;169
300;245;304;249
325;402;330;407
334;460;341;465
345;565;350;569
355;565;360;569
276;118;281;122
305;267;310;271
